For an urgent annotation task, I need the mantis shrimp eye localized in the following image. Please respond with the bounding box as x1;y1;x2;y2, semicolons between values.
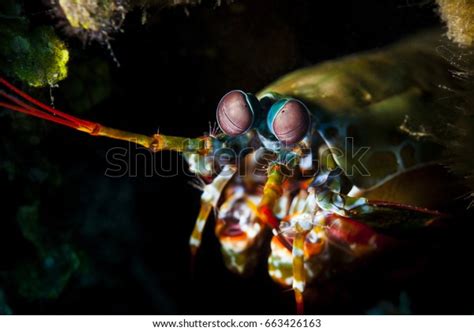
216;90;254;136
267;99;311;145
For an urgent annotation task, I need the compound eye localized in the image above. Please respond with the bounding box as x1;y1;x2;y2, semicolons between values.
267;99;310;145
216;90;254;137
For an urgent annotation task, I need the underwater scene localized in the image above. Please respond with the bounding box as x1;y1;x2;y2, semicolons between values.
1;0;474;315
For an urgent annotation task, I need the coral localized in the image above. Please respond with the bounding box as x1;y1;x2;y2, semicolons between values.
0;1;69;87
52;0;233;42
9;27;69;87
134;0;232;7
54;0;127;42
437;0;474;47
429;37;474;204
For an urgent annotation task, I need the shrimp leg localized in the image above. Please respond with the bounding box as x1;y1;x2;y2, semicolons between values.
257;164;294;251
189;165;237;257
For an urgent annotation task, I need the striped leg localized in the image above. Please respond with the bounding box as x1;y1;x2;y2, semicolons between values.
292;228;309;314
189;203;213;257
189;165;236;257
257;164;293;251
290;190;317;314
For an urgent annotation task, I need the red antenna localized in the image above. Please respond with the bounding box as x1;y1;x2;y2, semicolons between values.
0;77;98;132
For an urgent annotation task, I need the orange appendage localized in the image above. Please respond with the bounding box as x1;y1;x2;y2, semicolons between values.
258;204;280;229
258;204;293;251
295;291;305;315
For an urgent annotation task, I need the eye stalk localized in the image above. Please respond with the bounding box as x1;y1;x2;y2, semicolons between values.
216;90;255;137
267;98;311;145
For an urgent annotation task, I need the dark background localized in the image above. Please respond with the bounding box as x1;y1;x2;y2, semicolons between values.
1;0;473;314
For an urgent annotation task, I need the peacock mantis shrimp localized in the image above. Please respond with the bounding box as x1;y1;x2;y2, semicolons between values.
0;31;457;313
